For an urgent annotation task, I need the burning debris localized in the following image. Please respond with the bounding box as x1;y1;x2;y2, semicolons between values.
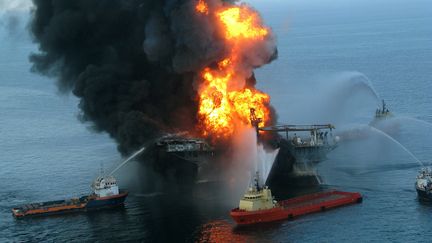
29;0;277;155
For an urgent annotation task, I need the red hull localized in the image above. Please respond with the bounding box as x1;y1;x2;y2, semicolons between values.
230;190;362;225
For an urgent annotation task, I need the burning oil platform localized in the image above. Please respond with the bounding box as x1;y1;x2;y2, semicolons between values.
260;124;338;190
29;0;340;194
141;108;339;191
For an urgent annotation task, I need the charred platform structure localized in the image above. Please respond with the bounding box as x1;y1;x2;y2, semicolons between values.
261;124;338;194
142;135;225;184
141;126;337;193
140;111;338;192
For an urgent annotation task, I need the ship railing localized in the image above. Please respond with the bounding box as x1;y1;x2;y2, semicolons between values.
259;124;335;132
291;143;326;148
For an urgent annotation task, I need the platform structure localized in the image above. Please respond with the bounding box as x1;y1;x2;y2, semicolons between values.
260;124;338;166
259;124;336;146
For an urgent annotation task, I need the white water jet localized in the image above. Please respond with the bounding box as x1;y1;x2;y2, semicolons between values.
109;147;147;175
229;127;279;186
256;145;279;185
326;72;381;123
394;116;432;130
337;123;424;166
228;127;259;191
368;126;424;166
332;71;381;103
314;171;323;185
286;72;381;125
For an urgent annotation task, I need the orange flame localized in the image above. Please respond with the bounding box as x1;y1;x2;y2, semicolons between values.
196;0;209;15
196;3;271;140
217;7;268;40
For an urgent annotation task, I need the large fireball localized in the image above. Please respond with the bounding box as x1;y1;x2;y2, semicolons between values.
196;2;273;141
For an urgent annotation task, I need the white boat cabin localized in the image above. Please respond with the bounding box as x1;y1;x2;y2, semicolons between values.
92;175;120;197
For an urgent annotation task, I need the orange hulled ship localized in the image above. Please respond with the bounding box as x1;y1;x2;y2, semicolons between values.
230;172;362;225
12;175;128;218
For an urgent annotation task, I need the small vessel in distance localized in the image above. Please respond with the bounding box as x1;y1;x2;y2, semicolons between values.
369;99;399;135
230;172;362;225
415;168;432;200
12;175;128;218
371;100;393;124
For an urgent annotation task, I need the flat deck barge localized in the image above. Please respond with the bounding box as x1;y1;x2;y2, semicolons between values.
280;190;361;217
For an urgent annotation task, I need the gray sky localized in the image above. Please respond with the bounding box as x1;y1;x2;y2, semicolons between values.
0;0;32;11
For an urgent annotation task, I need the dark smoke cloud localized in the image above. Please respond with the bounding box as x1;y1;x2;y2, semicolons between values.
29;0;277;155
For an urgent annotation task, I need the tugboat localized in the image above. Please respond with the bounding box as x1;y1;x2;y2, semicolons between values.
230;172;362;225
369;99;400;135
370;100;394;126
415;168;432;200
12;175;128;218
375;100;393;119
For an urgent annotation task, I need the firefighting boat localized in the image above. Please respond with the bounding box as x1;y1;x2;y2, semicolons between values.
370;100;394;126
12;175;128;218
415;168;432;201
230;172;362;225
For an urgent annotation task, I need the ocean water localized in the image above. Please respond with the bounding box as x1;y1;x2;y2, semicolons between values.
1;0;432;242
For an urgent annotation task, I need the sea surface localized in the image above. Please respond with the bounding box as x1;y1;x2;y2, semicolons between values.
1;0;432;242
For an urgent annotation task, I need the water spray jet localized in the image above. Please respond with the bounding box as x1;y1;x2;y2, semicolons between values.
109;147;147;176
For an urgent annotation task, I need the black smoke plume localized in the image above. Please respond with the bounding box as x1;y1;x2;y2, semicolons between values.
29;0;277;155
